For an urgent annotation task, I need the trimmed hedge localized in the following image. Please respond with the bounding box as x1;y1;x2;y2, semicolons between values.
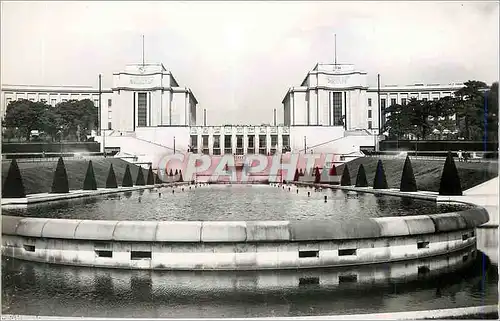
2;159;26;198
51;157;69;193
83;160;97;190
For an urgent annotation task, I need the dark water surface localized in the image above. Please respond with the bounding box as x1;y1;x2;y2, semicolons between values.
2;246;497;318
3;185;472;221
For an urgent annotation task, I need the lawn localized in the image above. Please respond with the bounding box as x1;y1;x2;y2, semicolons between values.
2;158;149;195
338;157;498;192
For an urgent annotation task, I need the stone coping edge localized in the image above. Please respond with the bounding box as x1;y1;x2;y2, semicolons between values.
1;206;489;242
0;305;497;320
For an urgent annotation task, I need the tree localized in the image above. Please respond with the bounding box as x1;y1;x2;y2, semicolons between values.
340;165;351;186
169;169;174;177
400;156;417;192
3;100;46;141
55;99;97;141
83;160;97;190
439;152;463;196
2;159;26;198
373;160;388;189
408;99;433;140
178;170;184;182
122;165;133;187
355;164;368;187
486;82;499;143
383;104;412;139
329;164;337;176
175;169;179;176
106;164;118;188
136;167;145;186
313;166;321;184
147;166;154;185
454;80;489;140
51;157;69;193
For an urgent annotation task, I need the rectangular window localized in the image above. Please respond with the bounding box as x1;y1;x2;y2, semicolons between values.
391;98;397;106
95;250;113;258
338;248;357;256
202;135;209;154
190;135;198;151
93;99;99;106
236;135;243;155
108;122;112;130
259;135;267;155
368;121;372;129
224;135;232;154
23;244;35;252
401;98;407;106
299;277;320;286
282;135;289;151
332;92;343;126
381;98;386;109
299;250;319;258
368;110;372;118
368;98;372;107
213;135;221;155
417;241;429;249
130;251;151;260
247;135;255;154
270;135;278;155
338;274;358;283
137;93;147;127
108;99;112;107
418;265;430;275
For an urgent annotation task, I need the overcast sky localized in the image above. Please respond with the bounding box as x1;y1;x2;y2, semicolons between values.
1;1;499;125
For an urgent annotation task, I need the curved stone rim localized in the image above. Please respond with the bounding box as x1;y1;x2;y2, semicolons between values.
1;204;489;242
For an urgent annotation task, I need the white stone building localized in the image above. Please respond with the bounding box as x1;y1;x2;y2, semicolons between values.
1;61;466;165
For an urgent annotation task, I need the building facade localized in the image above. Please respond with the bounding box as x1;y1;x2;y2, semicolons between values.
1;61;465;156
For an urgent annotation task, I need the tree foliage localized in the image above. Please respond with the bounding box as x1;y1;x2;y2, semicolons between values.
122;165;133;187
439;152;463;196
340;165;351;186
373;160;388;189
83;160;97;190
2;99;97;142
400;156;417;192
2;159;26;198
383;81;498;141
51;157;69;193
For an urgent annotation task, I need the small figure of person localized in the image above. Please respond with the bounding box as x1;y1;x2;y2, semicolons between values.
457;150;463;162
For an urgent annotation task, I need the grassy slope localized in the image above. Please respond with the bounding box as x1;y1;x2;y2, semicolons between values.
2;158;149;195
338;157;498;192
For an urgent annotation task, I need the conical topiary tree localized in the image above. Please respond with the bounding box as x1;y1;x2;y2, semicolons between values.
299;168;304;176
83;160;97;190
178;170;184;182
122;165;133;187
106;164;118;188
439;151;463;196
293;168;300;182
2;159;26;198
329;164;337;176
51;157;69;193
355;164;368;187
400;156;417;192
147;166;154;185
373;159;388;189
340;165;351;186
135;167;145;186
154;173;161;184
314;166;321;184
169;169;174;177
175;169;179;176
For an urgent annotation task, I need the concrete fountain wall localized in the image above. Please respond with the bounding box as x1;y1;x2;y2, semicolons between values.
1;204;489;270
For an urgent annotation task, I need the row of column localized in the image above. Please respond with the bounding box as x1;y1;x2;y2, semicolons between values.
190;134;290;155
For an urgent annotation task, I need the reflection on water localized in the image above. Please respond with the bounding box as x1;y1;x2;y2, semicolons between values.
3;186;473;221
2;246;497;318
